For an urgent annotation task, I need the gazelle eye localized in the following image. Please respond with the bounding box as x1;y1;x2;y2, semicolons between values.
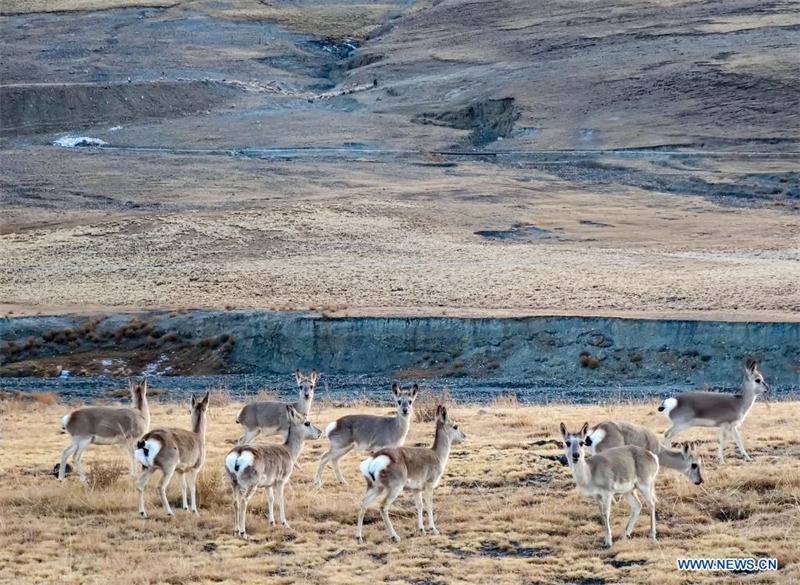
565;440;571;447
453;425;458;430
304;421;310;427
691;463;698;469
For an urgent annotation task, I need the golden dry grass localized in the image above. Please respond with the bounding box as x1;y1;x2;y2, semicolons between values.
1;397;798;585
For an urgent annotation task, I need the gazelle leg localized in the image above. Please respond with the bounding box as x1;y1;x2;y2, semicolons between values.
637;483;657;540
232;486;240;535
124;441;137;476
622;491;642;540
424;487;439;535
237;428;260;446
178;472;188;510
59;440;77;482
356;485;381;543
137;467;154;518
718;425;728;463
413;491;425;534
314;449;332;487
72;437;92;483
731;426;750;461
663;423;688;447
265;486;275;525
599;494;613;548
331;445;355;485
187;469;199;514
158;465;176;516
240;485;258;538
380;485;404;542
276;481;290;528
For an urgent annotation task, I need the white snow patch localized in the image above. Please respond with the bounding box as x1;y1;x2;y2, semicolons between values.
109;125;123;132
53;135;107;148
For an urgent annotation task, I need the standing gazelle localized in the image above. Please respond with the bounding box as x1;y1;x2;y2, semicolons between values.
585;421;704;484
561;422;659;549
315;383;418;487
59;378;150;482
356;405;465;543
135;392;210;518
226;405;321;538
659;358;769;463
236;369;318;445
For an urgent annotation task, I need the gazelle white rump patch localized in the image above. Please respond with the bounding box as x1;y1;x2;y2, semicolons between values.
325;421;337;439
661;397;678;417
586;427;606;453
360;454;391;481
135;438;161;468
226;449;254;475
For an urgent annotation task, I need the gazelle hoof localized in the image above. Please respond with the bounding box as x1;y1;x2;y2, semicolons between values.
140;511;147;518
391;535;400;542
356;536;363;544
281;522;291;529
418;528;425;535
430;528;440;536
603;541;612;549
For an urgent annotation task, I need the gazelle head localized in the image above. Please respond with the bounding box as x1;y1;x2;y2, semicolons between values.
560;422;589;465
678;442;704;485
391;382;418;417
295;368;318;401
436;405;466;444
129;378;148;406
286;404;322;440
190;391;210;425
743;358;769;396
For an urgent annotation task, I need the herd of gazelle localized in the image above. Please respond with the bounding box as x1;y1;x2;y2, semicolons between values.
57;359;769;547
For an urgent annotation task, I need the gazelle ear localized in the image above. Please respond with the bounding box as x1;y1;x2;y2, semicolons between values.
559;422;568;440
436;405;447;421
310;368;318;385
295;368;303;384
683;443;690;455
191;394;198;407
286;404;300;423
580;422;589;438
202;391;210;405
391;382;400;397
410;384;419;400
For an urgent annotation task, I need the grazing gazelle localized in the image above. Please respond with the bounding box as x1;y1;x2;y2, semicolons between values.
135;392;210;518
356;405;465;543
561;422;659;549
585;421;704;484
659;358;769;463
58;378;150;482
236;369;318;445
314;383;418;487
225;405;321;538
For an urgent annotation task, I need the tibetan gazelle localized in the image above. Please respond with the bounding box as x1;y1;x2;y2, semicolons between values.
315;383;418;487
135;392;210;517
356;405;465;543
236;368;318;444
561;422;659;549
659;358;769;463
59;378;150;482
226;405;321;538
585;421;704;484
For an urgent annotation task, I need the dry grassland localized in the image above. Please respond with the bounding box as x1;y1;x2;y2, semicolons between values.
1;395;798;585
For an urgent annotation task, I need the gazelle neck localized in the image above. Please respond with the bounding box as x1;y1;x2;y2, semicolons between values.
738;380;760;417
135;391;150;428
296;395;312;416
283;425;306;462
432;422;452;465
191;408;208;443
656;446;686;471
568;453;592;487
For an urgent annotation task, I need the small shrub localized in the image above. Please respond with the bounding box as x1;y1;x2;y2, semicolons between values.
88;461;126;490
3;342;19;356
31;391;58;406
253;389;277;402
414;386;455;422
42;330;57;342
207;386;231;407
161;332;180;343
145;335;157;348
580;354;599;369
81;319;98;334
491;393;520;408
